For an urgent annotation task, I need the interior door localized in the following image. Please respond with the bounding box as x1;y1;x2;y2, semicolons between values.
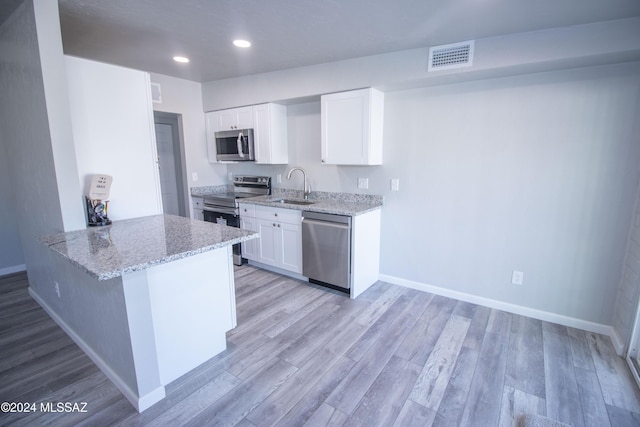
153;112;187;217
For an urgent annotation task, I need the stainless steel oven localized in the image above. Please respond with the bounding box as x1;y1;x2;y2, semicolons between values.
202;175;271;265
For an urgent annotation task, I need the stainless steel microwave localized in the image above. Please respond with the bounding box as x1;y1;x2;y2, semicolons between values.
214;129;255;162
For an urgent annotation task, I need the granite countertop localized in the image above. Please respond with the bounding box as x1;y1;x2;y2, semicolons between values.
237;190;383;216
39;214;258;281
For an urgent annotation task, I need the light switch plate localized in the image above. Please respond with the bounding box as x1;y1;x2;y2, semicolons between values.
391;179;400;191
358;178;369;189
511;270;524;285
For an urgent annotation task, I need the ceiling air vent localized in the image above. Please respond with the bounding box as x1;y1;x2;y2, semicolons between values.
428;40;474;72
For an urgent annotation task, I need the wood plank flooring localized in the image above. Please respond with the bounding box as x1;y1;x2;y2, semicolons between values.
2;266;640;426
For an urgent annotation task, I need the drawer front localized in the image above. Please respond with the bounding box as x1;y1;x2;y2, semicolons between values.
238;203;255;217
254;205;301;224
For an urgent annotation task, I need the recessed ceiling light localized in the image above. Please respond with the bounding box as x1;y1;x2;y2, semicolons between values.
233;39;251;48
173;56;190;63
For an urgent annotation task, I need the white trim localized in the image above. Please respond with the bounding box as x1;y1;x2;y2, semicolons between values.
28;287;165;412
379;273;619;348
610;327;627;356
0;264;26;277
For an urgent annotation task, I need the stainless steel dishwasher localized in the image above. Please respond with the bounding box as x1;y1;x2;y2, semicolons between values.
302;211;352;292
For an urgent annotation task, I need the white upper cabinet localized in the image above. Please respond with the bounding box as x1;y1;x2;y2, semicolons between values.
254;103;288;164
205;103;288;164
210;106;254;132
321;88;384;165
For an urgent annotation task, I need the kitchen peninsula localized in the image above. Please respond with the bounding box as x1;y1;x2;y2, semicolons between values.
35;214;258;412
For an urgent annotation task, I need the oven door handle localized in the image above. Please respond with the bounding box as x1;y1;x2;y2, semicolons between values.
202;205;237;216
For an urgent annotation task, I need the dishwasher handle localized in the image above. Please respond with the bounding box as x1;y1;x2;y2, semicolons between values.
302;211;351;226
302;217;350;230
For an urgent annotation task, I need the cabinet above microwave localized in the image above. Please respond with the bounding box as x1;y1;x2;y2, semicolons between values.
206;103;288;164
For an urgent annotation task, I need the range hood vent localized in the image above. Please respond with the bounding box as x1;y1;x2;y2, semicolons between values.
428;40;474;72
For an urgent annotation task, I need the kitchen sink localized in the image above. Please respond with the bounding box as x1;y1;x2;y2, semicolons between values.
273;198;315;205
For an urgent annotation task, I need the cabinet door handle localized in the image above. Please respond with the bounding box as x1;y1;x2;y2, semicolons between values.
274;213;278;217
273;223;276;227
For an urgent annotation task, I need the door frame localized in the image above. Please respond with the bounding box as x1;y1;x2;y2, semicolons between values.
153;111;189;217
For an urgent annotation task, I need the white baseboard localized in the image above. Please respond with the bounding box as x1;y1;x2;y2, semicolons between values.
0;264;26;277
379;273;622;353
28;287;165;412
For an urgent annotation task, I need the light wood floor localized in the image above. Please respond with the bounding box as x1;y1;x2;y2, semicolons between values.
2;266;640;426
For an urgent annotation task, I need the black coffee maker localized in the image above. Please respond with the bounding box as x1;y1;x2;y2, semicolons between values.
86;175;113;227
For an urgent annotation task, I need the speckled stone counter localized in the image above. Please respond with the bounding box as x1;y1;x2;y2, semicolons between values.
239;189;383;216
35;213;257;411
190;184;232;197
39;214;258;281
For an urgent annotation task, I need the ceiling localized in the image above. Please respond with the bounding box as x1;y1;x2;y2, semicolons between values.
4;1;640;83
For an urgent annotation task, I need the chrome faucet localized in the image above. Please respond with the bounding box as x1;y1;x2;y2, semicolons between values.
286;167;311;199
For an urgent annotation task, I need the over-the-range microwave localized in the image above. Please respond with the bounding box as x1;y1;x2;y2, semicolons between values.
214;129;255;162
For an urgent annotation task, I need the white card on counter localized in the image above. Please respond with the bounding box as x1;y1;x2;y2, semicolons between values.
88;174;113;200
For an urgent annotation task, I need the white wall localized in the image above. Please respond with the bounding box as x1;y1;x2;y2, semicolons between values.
66;56;163;220
148;73;227;189
223;62;640;329
202;17;640;112
0;0;85;298
0;136;25;275
378;63;640;325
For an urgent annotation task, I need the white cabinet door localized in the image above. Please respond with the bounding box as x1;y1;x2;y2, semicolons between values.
254;103;288;164
279;222;302;273
240;216;257;261
257;218;278;266
321;88;384;165
217;110;237;131
212;106;254;131
236;107;254;129
253;206;302;273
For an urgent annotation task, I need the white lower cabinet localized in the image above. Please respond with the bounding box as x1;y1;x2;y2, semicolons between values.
239;204;302;274
256;219;302;273
238;201;381;299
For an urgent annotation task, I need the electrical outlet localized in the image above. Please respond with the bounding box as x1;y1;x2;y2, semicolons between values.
192;172;198;182
54;281;61;298
511;270;524;285
227;172;233;181
358;178;369;189
391;179;400;191
277;174;282;184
